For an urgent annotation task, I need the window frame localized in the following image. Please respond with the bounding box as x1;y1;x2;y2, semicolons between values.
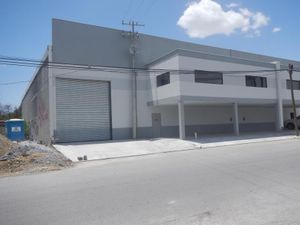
286;79;300;90
194;70;223;85
156;72;170;87
245;75;267;88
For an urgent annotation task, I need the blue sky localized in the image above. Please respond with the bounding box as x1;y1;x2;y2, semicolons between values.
0;0;300;107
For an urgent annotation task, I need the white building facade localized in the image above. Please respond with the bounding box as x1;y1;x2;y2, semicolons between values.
21;19;300;144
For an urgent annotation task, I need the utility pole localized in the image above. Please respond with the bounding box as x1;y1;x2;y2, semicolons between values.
122;20;144;139
288;64;299;136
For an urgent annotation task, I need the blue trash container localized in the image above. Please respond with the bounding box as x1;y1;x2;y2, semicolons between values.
5;119;25;141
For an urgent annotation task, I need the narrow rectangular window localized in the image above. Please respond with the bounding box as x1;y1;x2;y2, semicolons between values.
286;80;300;90
194;70;223;84
245;75;267;88
156;72;170;87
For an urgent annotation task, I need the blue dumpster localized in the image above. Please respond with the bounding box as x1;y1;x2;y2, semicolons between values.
5;119;25;141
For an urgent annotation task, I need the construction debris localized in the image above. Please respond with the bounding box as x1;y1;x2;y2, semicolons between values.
0;135;72;176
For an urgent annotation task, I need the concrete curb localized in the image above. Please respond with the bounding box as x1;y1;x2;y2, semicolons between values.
71;135;299;163
199;135;299;150
74;146;202;164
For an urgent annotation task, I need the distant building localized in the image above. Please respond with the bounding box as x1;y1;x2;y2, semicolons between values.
21;19;300;144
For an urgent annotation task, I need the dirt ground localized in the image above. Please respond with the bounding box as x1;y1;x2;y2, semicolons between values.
0;134;14;157
0;134;72;176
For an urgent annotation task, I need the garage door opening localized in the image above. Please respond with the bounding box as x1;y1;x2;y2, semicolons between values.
55;78;112;143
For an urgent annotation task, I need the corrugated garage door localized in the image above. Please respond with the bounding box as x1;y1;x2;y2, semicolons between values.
55;78;111;143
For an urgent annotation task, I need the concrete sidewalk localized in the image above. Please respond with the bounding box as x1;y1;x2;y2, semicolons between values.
54;131;298;162
54;138;199;162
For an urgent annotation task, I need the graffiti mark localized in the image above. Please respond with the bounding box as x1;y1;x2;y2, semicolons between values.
36;97;48;127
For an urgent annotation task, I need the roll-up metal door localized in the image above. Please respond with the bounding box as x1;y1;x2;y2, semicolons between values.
55;78;111;143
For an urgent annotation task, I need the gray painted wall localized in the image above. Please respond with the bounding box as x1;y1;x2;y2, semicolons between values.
21;60;50;144
52;19;300;69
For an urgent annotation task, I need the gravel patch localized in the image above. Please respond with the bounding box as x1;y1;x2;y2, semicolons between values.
0;141;72;175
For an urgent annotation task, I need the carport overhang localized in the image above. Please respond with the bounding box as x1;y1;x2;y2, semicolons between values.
148;96;279;107
148;96;285;139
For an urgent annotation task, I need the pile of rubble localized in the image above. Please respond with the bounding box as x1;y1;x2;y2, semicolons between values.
0;136;72;175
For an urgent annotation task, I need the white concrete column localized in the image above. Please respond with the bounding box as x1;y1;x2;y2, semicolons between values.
178;100;186;139
233;102;240;136
273;61;284;131
47;45;56;143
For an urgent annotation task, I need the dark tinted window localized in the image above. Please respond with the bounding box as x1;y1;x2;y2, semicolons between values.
245;76;267;88
286;80;300;90
156;72;170;87
194;70;223;84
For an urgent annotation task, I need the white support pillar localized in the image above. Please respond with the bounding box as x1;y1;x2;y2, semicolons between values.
273;61;284;131
48;45;56;143
178;100;186;139
233;102;240;136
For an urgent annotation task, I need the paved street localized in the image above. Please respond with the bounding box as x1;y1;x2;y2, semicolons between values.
1;139;300;225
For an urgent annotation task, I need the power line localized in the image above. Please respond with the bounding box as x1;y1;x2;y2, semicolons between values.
122;0;134;20
0;55;288;76
0;55;286;73
1;54;298;90
132;0;146;20
139;0;158;21
0;62;287;78
0;63;295;86
0;80;30;85
0;62;286;78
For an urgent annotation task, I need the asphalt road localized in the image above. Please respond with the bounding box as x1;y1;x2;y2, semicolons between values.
1;139;300;225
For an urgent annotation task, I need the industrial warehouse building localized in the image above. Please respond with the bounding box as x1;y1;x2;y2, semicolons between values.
21;19;300;144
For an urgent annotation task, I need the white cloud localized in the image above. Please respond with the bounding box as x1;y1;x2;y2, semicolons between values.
252;12;269;29
239;8;253;17
272;27;281;33
227;3;239;8
177;0;270;38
